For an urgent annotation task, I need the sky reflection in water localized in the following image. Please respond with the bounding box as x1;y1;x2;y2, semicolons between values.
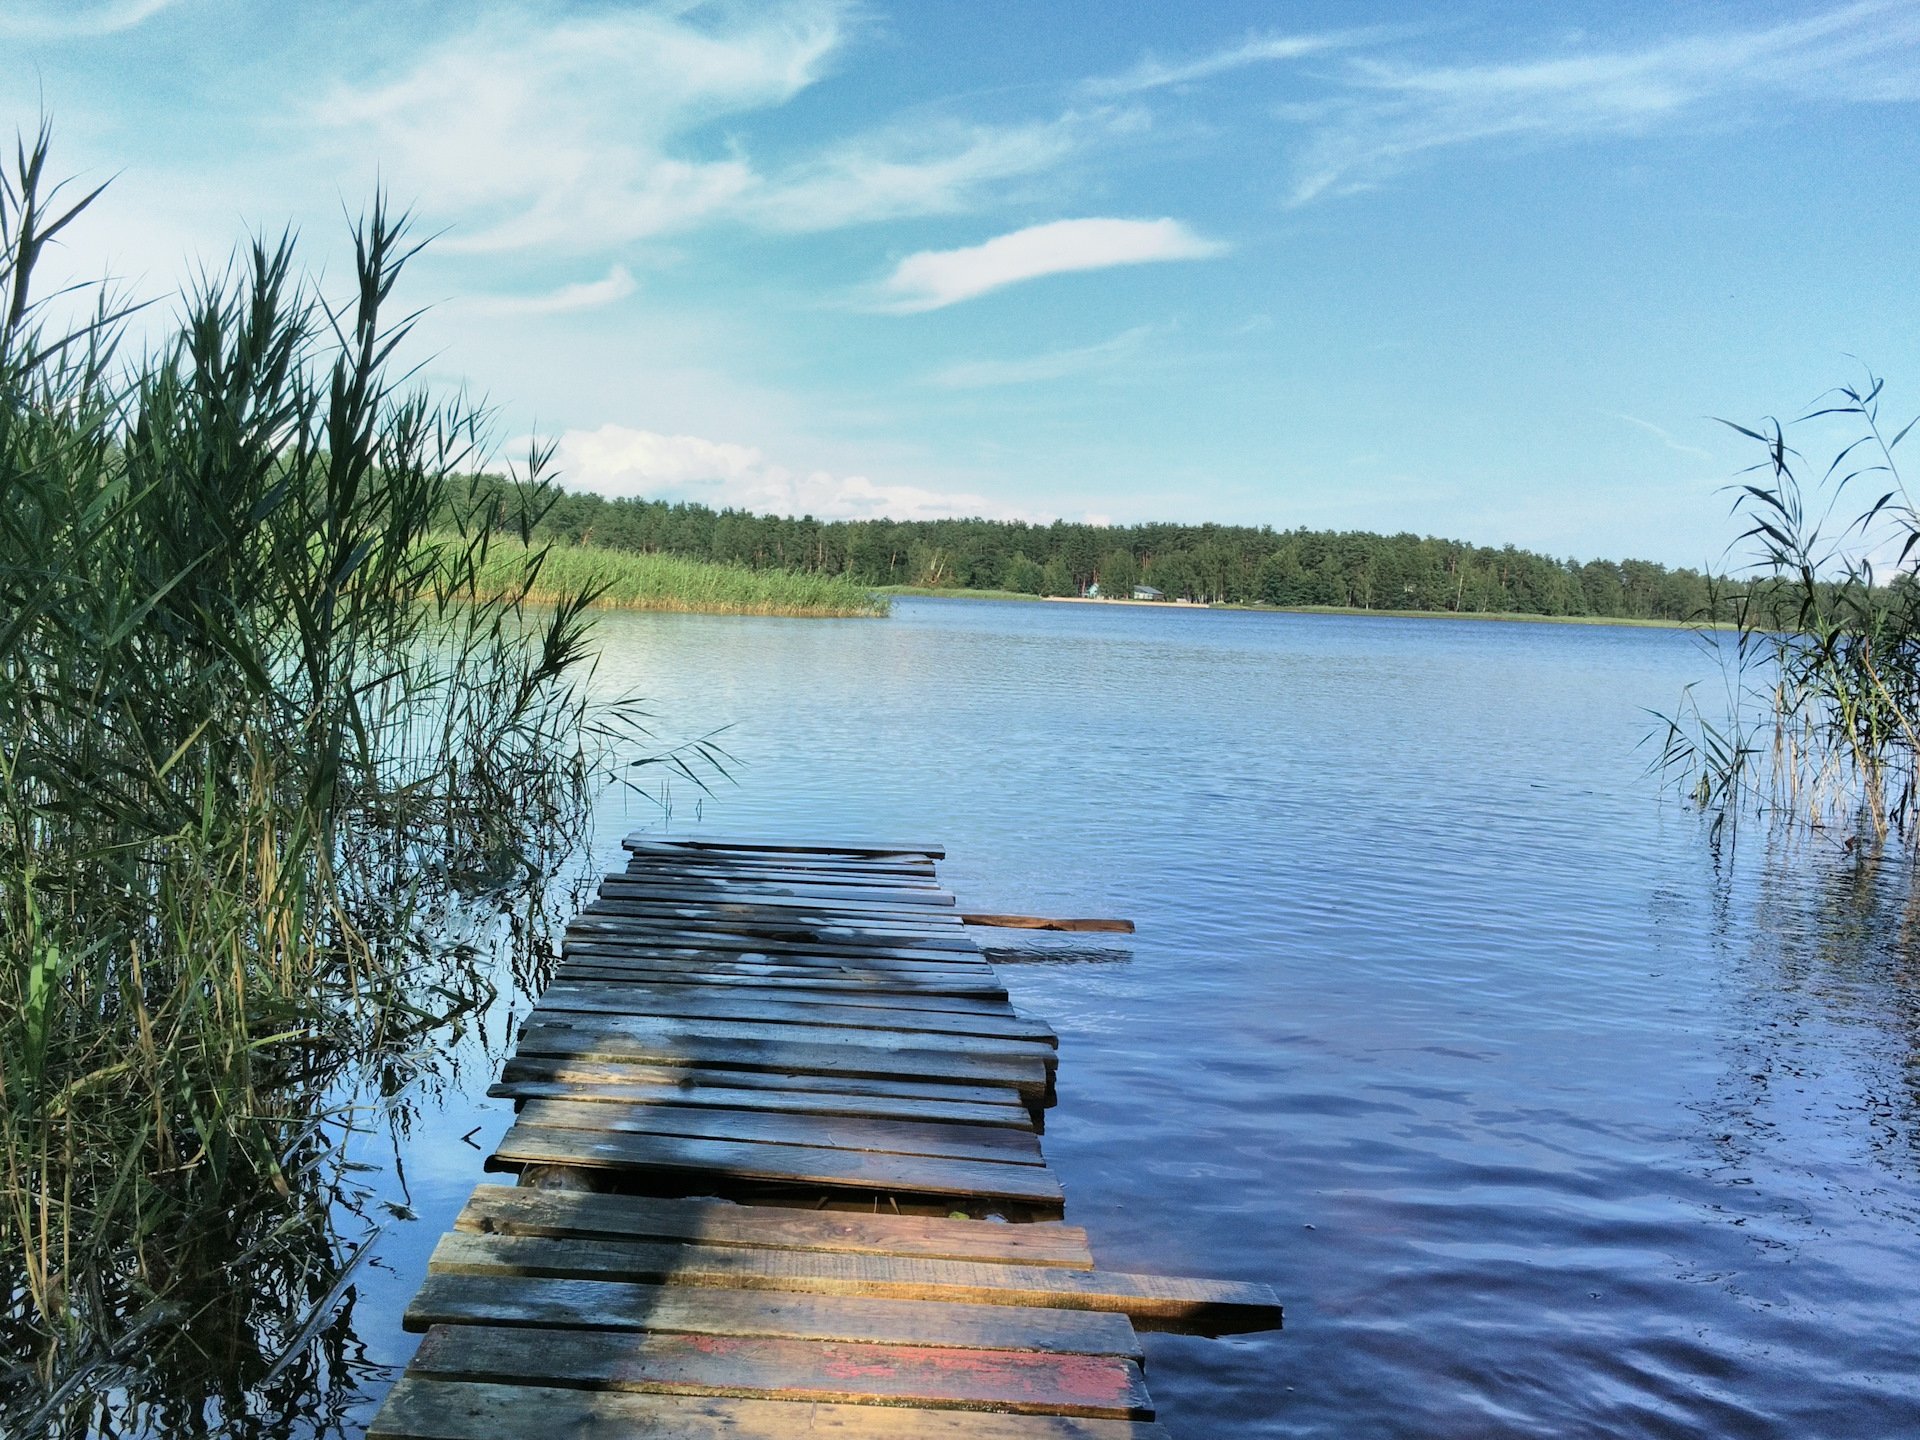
243;598;1920;1437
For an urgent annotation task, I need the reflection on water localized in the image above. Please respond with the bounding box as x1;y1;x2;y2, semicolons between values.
981;941;1134;966
0;869;594;1439
21;598;1918;1436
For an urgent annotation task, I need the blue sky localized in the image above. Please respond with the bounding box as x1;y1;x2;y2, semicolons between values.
6;0;1917;567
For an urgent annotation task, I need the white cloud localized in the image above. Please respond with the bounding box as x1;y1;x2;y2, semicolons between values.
753;118;1082;232
880;218;1226;312
1616;413;1714;462
0;0;176;38
548;424;1040;521
305;3;1091;255
927;325;1156;389
460;265;636;318
1088;28;1384;96
1281;1;1920;202
311;5;837;254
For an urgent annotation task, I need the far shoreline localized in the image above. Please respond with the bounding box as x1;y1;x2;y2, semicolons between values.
876;586;1728;631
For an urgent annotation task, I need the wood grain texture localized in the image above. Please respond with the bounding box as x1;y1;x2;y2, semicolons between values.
622;835;947;859
602;877;960;914
565;918;981;963
402;1274;1142;1356
495;1056;1028;1109
407;1323;1153;1418
533;980;1056;1044
369;1377;1174;1439
429;1232;1281;1327
489;1076;1035;1130
452;1185;1095;1267
548;968;1016;1012
489;1123;1067;1205
373;837;1279;1439
508;1097;1048;1166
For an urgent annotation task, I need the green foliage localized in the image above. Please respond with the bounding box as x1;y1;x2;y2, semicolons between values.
444;476;1730;622
1097;548;1139;598
0;128;654;1420
999;553;1045;595
1658;372;1920;844
456;536;887;617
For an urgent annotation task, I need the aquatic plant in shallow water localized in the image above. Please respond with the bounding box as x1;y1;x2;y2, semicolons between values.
446;536;889;617
0;127;714;1429
1657;372;1920;849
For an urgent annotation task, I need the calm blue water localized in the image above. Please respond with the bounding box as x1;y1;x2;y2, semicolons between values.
338;597;1920;1438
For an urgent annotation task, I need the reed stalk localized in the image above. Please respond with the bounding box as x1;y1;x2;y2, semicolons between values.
0;126;670;1427
1656;372;1920;848
448;536;888;617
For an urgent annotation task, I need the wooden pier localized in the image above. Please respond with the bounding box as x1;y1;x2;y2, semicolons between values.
370;836;1280;1437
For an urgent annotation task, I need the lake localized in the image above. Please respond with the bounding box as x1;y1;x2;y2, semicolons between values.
331;596;1920;1438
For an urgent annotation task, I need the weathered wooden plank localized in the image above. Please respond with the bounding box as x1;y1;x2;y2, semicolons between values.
533;980;1056;1045
407;1323;1154;1419
520;1009;1056;1071
620;851;943;880
962;914;1137;934
401;1276;1141;1356
562;935;992;969
430;1232;1282;1328
489;1124;1067;1205
510;1026;1049;1102
561;935;995;976
584;904;967;938
614;870;955;903
595;891;969;927
555;968;1007;1004
596;883;970;922
453;1185;1094;1267
630;859;942;885
565;919;983;964
549;967;1011;1004
628;858;944;885
490;1077;1034;1130
511;1098;1048;1166
624;834;947;859
602;876;957;910
552;964;1013;1008
496;1056;1029;1111
369;1378;1173;1439
560;936;990;971
622;864;944;898
584;898;972;942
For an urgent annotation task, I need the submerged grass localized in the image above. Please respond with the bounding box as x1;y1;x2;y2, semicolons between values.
464;537;888;617
0;128;687;1428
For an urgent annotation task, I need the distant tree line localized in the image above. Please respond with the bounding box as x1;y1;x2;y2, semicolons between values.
447;474;1733;622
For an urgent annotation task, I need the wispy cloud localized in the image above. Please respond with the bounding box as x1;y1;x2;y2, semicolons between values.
752;116;1084;232
307;2;1090;254
1282;2;1920;202
311;4;837;254
549;424;1039;521
880;218;1225;313
459;265;636;318
927;325;1156;389
1616;413;1714;462
1088;28;1382;96
0;0;176;39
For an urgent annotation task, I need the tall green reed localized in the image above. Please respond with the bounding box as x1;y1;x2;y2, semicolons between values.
1656;372;1920;847
451;536;889;617
0;125;670;1422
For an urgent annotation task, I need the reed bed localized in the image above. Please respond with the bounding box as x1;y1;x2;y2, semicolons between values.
0;129;671;1428
463;537;888;617
1657;373;1920;848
